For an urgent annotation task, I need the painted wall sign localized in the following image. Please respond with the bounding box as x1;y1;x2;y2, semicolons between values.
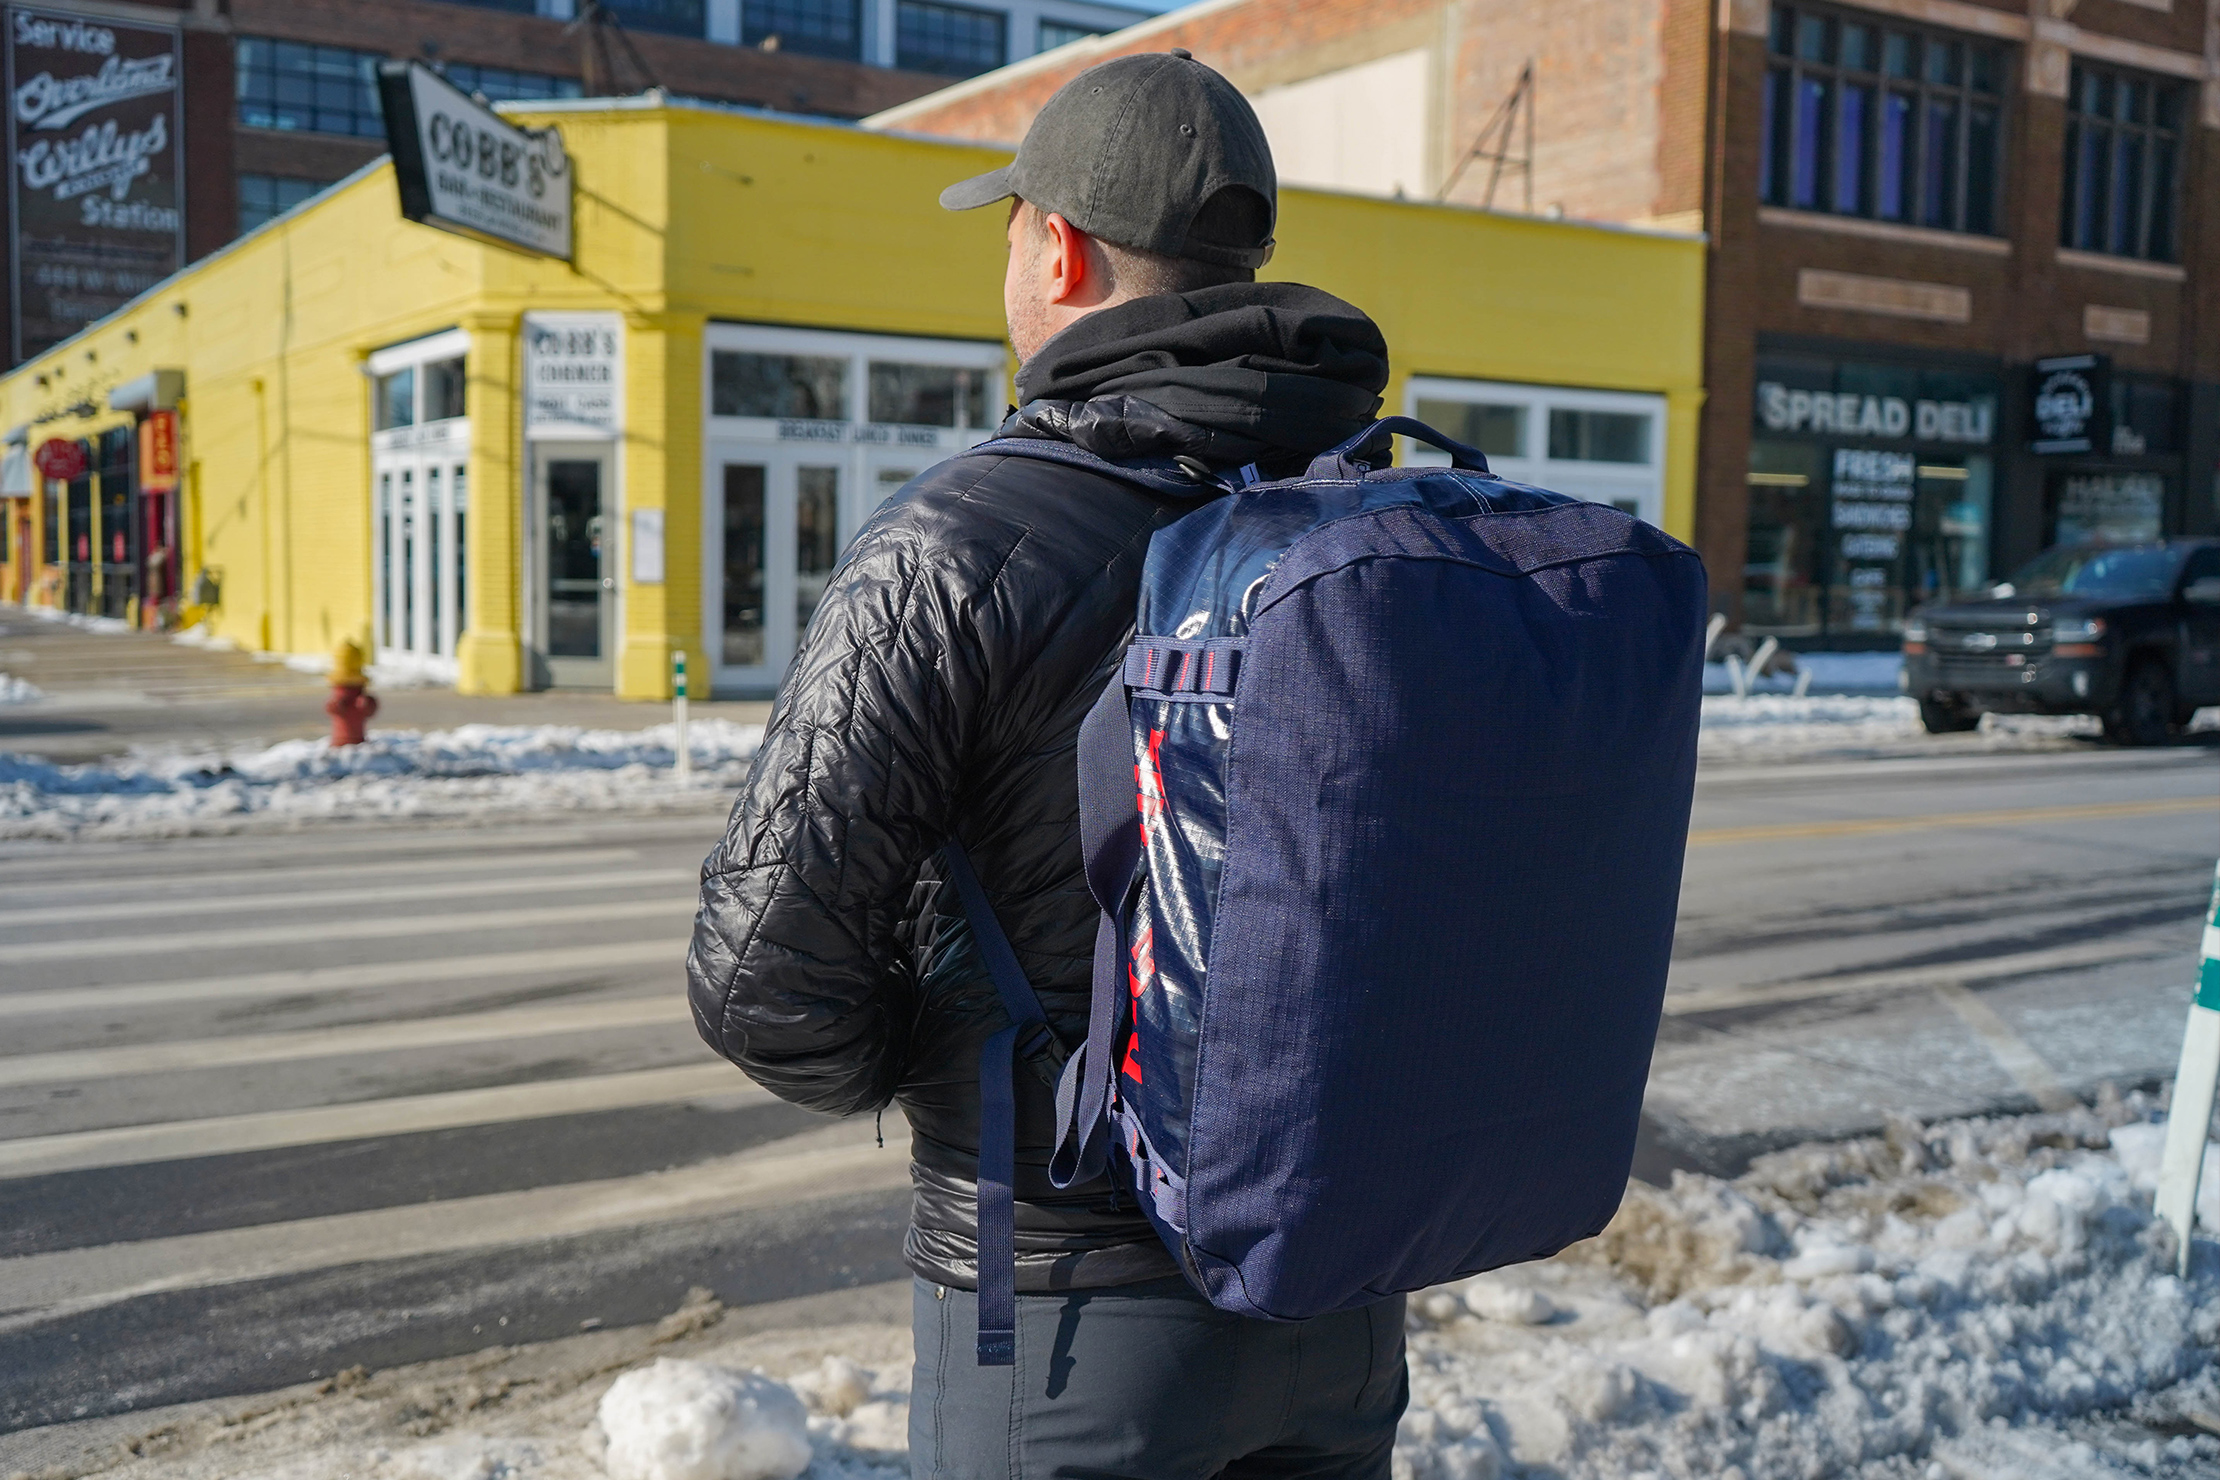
378;61;572;261
138;406;176;491
2030;353;2110;456
5;7;185;361
523;312;621;438
1756;382;1995;445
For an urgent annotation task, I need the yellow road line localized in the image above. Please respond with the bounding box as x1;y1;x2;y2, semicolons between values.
1688;795;2217;847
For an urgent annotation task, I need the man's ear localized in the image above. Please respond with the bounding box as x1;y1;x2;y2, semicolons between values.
1042;212;1088;305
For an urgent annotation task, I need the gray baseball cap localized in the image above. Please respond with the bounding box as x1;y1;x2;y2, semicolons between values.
939;50;1277;269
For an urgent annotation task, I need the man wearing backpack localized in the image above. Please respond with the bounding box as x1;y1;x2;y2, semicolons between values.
687;50;1412;1479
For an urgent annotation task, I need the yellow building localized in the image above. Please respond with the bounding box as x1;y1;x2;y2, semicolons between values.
0;95;1703;699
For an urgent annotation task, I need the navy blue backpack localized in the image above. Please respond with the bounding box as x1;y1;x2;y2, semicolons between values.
945;417;1706;1365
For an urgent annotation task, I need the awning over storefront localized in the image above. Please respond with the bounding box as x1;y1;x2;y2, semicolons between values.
109;370;185;414
0;430;30;498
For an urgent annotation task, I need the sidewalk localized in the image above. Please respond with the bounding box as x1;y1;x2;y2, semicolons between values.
0;606;773;762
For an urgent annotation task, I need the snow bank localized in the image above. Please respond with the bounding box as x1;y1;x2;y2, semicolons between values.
1391;1098;2219;1480
1696;694;2128;757
0;720;764;839
17;602;130;635
122;1104;2220;1480
598;1102;2214;1480
0;672;40;704
1704;652;1906;696
596;1360;812;1480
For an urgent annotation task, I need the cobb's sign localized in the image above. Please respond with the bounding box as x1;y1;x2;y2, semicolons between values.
377;60;572;261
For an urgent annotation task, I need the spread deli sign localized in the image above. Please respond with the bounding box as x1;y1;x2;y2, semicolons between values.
379;61;572;261
1755;382;1994;445
5;7;185;360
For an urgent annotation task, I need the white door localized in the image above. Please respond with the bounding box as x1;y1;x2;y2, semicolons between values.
535;443;617;688
373;449;469;673
860;448;931;529
708;448;846;692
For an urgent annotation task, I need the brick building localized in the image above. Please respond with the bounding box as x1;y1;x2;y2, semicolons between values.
876;0;2220;645
0;0;1145;367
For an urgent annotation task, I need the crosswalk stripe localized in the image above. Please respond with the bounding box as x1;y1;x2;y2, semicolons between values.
0;896;693;964
0;868;695;929
0;940;681;1019
0;847;649;909
0;813;715;884
0;997;693;1088
0;1130;902;1325
0;1063;758;1180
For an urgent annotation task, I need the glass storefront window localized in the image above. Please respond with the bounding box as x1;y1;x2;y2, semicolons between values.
722;464;767;667
375;368;415;430
1745;442;1824;636
424;358;467;422
712;353;849;420
1748;354;2000;642
705;325;1007;693
2048;471;2165;546
796;467;840;634
1414;399;1524;458
1547;408;1649;463
1407;379;1665;524
1746;441;1992;640
868;363;991;428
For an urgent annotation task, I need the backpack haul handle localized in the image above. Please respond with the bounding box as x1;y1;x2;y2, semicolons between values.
1303;416;1492;481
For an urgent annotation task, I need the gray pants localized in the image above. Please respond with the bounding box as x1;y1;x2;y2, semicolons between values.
908;1276;1408;1480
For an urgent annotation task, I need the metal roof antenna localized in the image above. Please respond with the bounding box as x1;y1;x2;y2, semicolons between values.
1440;61;1534;213
568;1;665;98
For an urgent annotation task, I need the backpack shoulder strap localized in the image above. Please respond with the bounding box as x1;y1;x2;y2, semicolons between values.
939;839;1057;1368
961;436;1233;499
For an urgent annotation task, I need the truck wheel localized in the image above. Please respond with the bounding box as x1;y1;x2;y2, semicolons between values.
1918;696;1982;733
2102;661;2175;746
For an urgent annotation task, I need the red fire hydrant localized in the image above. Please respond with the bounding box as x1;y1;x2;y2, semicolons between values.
326;637;378;746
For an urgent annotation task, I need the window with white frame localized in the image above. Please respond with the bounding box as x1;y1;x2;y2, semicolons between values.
703;323;1005;694
368;328;472;678
1405;378;1667;528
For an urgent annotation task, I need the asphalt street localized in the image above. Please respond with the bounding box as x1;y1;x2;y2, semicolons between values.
0;742;2214;1436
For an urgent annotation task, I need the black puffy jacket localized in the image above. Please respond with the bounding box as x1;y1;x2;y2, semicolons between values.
687;282;1390;1290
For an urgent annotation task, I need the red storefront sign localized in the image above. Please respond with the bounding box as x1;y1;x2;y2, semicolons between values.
140;410;180;493
33;438;85;482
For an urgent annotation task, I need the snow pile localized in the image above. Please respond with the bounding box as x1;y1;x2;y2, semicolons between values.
275;646;451;689
170;623;240;652
0;720;764;838
595;1360;812;1480
569;1103;2215;1480
577;1355;905;1480
1393;1099;2220;1480
18;601;130;635
0;672;40;704
1704;652;1906;696
1697;694;2125;756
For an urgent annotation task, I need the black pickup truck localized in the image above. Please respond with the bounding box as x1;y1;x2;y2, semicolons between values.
1902;539;2220;744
